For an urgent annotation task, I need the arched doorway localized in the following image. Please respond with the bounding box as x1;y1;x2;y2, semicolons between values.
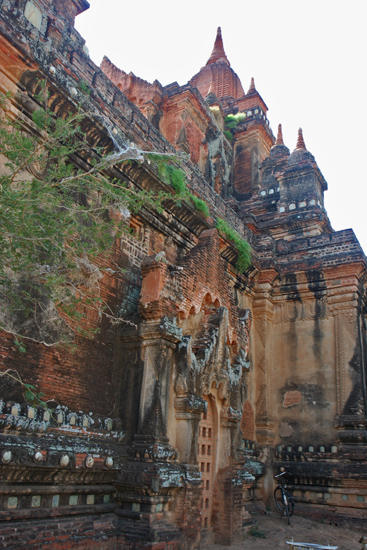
198;395;215;529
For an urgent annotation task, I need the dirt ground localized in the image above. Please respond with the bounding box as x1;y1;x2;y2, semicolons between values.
210;510;365;550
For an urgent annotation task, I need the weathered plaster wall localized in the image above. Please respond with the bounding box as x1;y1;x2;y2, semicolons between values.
272;313;336;445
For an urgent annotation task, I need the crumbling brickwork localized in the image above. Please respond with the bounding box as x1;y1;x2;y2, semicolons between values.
0;2;366;549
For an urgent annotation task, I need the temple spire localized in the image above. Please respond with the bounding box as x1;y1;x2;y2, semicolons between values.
247;77;256;94
294;128;307;151
275;124;285;146
206;27;230;66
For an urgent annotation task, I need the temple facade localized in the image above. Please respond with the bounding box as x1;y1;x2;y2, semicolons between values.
0;1;366;549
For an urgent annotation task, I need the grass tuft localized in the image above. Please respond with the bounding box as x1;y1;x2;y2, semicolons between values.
157;162;209;218
224;112;246;129
216;218;251;271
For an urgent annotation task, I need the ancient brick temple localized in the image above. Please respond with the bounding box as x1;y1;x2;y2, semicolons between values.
0;1;366;548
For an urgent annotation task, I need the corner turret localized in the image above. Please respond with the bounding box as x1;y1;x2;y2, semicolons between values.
271;128;331;239
260;123;290;193
236;77;269;114
230;77;274;198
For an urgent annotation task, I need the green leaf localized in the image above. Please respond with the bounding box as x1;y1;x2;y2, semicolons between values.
14;338;27;354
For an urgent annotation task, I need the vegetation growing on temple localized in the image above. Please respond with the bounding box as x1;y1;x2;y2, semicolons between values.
216;218;251;271
156;160;210;217
0;90;167;345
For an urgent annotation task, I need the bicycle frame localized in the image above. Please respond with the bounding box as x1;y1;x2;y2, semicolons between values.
274;470;294;525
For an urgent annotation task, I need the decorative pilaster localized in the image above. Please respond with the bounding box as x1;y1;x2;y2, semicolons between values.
114;384;182;549
252;269;277;444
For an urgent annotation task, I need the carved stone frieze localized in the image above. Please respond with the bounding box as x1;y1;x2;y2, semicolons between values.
128;442;177;462
174;394;206;420
0;401;121;437
119;458;182;491
0;465;117;485
273;298;328;324
336;430;367;445
328;292;359;316
336;413;367;429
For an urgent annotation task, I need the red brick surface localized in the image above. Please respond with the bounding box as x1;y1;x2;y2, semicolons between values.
283;390;302;408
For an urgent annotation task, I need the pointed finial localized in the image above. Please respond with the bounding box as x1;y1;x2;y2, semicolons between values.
275;124;285;146
247;77;256;94
295;128;307;151
206;27;230;66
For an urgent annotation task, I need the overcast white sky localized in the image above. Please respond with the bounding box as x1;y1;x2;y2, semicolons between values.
76;0;367;253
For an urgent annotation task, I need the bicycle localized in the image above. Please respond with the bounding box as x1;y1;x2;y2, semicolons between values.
274;469;294;525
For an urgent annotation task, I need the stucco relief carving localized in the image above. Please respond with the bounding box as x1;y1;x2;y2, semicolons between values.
139;344;172;429
175;373;188;397
341;326;366;419
139;347;158;427
334;311;358;416
255;383;267;420
338;310;358;341
239;308;252;338
335;315;344;417
257;355;265;374
253;314;271;422
254;318;266;346
176;305;251;402
273;298;328;324
267;316;275;419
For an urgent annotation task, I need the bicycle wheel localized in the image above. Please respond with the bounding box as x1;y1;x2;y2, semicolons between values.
283;494;294;524
274;487;285;514
274;488;293;525
285;495;290;525
288;496;294;517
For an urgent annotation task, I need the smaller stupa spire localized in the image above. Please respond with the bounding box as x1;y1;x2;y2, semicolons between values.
247;77;256;94
295;128;307;151
270;123;289;157
275;124;285;146
206;27;230;66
